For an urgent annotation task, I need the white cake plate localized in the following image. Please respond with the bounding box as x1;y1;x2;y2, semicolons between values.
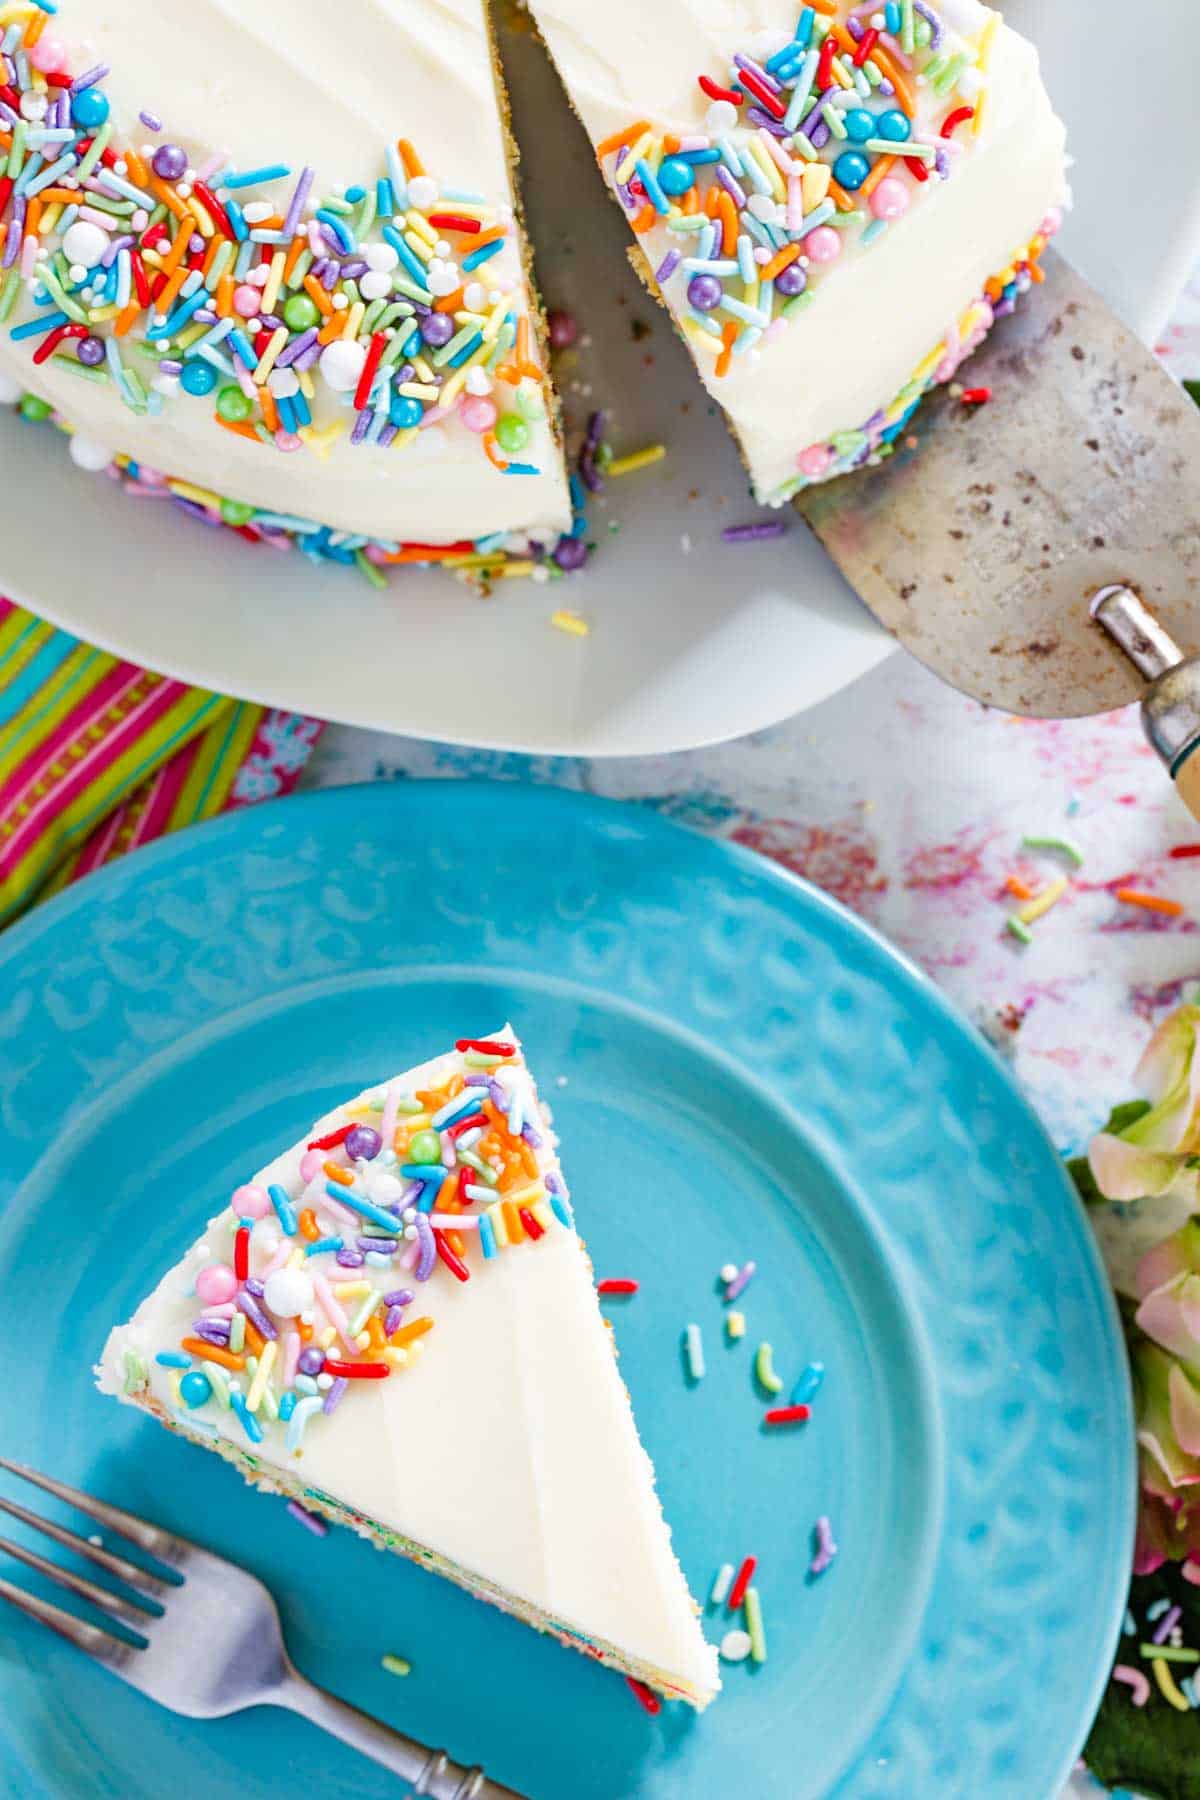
0;0;1192;756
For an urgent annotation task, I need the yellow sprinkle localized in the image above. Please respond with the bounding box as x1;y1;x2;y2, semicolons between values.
402;229;434;265
186;196;215;239
389;425;420;452
398;381;440;402
507;1181;547;1206
482;297;509;344
406;209;440;248
288;1248;304;1269
801;162;831;210
167;480;222;510
975;13;998;72
912;345;945;386
342;299;365;341
744;1587;767;1663
530;1200;555;1231
317;1324;337;1348
551;609;590;638
254;326;289;385
499;560;536;579
830;54;855;90
972;89;988;136
684;324;721;356
726;1310;746;1342
488;1202;509;1248
614;131;654;185
297;421;344;460
333;1281;372;1299
1153;1656;1191;1712
381;1655;412;1677
1017;875;1069;926
297;368;315;400
261;250;286;315
746;138;784;201
381;1346;409;1370
354;1331;371;1351
245;1339;276;1415
606;444;666;478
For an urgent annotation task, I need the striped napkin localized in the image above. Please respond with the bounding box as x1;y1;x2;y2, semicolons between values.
0;598;322;924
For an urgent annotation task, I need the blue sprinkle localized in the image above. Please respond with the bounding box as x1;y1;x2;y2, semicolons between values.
381;223;432;289
155;1351;191;1368
268;1183;298;1235
1147;1598;1172;1621
222;163;291;189
461;238;503;274
9;310;68;341
791;1361;825;1405
225;198;249;242
479;1211;498;1260
229;1390;263;1444
344;185;366;204
634;157;670;216
315;208;355;253
550;1194;573;1230
305;1235;344;1257
376;177;395;220
278;1391;297;1421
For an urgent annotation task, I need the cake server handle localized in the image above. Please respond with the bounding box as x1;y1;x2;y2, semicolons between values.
269;1663;529;1799
1092;585;1200;821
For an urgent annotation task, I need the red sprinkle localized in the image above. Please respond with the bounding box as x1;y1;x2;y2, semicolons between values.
234;1227;250;1282
1169;844;1200;859
130;251;151;306
626;1677;662;1716
193;180;234;239
32;322;87;366
322;1360;391;1379
445;1112;488;1139
816;33;837;89
597;1279;640;1296
0;176;12;221
904;156;930;183
941;104;976;138
698;74;743;105
737;66;786;120
852;25;879;66
427;213;481;234
455;1039;516;1056
727;1555;757;1611
434;1234;471;1282
353;330;387;412
764;1404;812;1427
308;1124;352;1152
519;1207;545;1240
960;387;992;405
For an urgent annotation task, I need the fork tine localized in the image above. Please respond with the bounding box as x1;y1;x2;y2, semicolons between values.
0;1457;191;1565
0;1532;157;1626
0;1494;171;1597
0;1572;135;1667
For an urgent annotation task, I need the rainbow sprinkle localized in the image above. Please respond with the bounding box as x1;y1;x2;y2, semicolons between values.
136;1035;571;1455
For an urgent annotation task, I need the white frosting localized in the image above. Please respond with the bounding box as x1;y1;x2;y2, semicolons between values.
528;0;1068;499
98;1029;719;1703
0;0;571;544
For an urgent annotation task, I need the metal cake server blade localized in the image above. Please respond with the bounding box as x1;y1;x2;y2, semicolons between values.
796;249;1200;719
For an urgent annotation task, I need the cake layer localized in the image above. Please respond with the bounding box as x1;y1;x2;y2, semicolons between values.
528;0;1068;501
0;0;571;547
98;1029;720;1707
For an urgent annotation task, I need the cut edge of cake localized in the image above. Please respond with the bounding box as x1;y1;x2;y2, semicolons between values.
96;1025;721;1711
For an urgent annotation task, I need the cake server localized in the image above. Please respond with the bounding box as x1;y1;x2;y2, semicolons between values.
0;1456;527;1800
796;248;1200;723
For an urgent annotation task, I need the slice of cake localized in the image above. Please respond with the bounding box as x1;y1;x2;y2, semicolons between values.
0;1;571;567
97;1027;720;1709
527;0;1068;501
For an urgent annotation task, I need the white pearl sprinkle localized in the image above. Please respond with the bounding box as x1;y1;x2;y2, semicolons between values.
719;1263;738;1284
720;1629;753;1663
407;175;438;210
316;1372;333;1390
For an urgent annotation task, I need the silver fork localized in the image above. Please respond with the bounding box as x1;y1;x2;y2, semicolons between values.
0;1457;527;1799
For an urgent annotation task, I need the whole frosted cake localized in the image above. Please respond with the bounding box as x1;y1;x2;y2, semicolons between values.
0;0;572;569
528;0;1069;500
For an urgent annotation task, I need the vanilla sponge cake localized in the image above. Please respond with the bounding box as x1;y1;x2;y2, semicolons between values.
0;1;571;562
97;1028;720;1709
527;0;1068;500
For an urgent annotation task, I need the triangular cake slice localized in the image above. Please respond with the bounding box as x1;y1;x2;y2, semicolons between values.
527;0;1068;501
0;1;570;560
98;1027;719;1708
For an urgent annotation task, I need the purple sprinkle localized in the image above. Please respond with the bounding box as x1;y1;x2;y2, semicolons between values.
913;1;944;48
236;1289;278;1341
295;344;322;372
0;103;18;128
384;1305;405;1335
810;1516;838;1577
733;54;780;94
319;224;344;256
258;314;284;333
1153;1605;1183;1645
3;199;25;269
487;1077;508;1110
722;520;788;543
522;1123;544;1149
810;121;831;151
340;257;369;280
139;110;163;132
172;497;215;522
245;1277;265;1298
336;1248;365;1268
715;165;747;209
384;1288;414;1308
878;78;894;96
724;1260;757;1302
583;409;606;453
464;1072;490;1088
298;1347;325;1376
545;1172;563;1196
746;107;789;138
191;1319;231;1346
319;259;339;291
323;1376;349;1416
801;86;838;138
282;166;314;240
275;326;318;368
287;1500;328;1536
934;149;950;180
358;1236;396;1255
158;357;183;375
414;1213;436;1283
846;15;865;37
70;62;110;95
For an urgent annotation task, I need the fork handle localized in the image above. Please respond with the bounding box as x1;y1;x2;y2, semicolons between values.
269;1668;529;1800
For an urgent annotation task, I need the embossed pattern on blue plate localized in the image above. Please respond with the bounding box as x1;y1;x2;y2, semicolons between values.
0;784;1133;1800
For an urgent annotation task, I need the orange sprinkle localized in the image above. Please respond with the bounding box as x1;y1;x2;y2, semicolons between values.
160;219;195;279
595;120;651;160
984;276;1005;303
435;286;464;314
324;1161;355;1186
124;149;149;187
216;274;235;317
518;1140;539;1181
26;188;78;207
445;1072;465;1099
317;316;345;345
809;0;838;11
366;1316;387;1350
630;203;657;235
243;1319;266;1358
154;265;190;317
437;1171;458;1209
663;135;681;155
827;178;857;214
865;42;916;115
445;1229;467;1259
112;302;140;339
715;321;738;379
215;416;261;442
482;431;509;471
704;186;720;220
182;1338;244;1371
760;243;801;283
1115;889;1184;918
502;1201;525;1244
1028;259;1045;284
303;274;333;316
715;190;737;256
397;138;424;178
24;198;40;240
283;235;306;283
391;1315;435;1349
298;1208;320;1243
259;387;280;434
858;153;898;201
1004;874;1034;901
24;8;47;45
681;185;700;217
150;176;190;220
297;1320;313;1344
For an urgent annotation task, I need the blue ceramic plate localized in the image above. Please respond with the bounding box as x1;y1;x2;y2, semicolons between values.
0;784;1133;1800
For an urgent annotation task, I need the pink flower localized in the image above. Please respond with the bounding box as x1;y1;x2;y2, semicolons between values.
1088;1004;1200;1202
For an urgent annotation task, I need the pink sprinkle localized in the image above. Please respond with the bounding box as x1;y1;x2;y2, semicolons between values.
1112;1664;1150;1707
810;1515;838;1576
